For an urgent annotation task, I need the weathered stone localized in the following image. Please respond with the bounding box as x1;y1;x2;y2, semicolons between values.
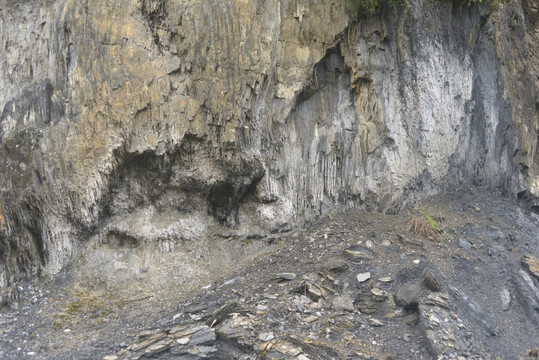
205;302;238;327
423;269;441;292
321;258;348;274
397;234;425;249
513;269;539;324
522;254;539;279
303;315;319;323
355;287;398;318
356;272;371;283
500;288;511;311
332;294;355;312
395;283;423;309
344;246;375;260
259;332;274;342
368;318;385;327
277;273;297;281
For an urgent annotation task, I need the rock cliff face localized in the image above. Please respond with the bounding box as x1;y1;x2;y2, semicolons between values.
0;0;538;300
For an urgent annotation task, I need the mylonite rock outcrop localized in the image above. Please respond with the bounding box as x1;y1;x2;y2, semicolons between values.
1;0;537;300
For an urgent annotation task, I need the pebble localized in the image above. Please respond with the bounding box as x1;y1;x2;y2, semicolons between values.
332;294;355;312
259;332;274;342
176;337;190;345
277;273;296;281
458;238;472;250
368;318;385;327
344;246;375;260
356;272;371;283
303;315;319;323
500;288;511;311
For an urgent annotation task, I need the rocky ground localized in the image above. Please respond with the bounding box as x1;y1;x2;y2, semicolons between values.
1;189;539;360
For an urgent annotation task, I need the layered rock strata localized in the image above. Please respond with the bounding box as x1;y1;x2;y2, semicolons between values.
0;0;538;298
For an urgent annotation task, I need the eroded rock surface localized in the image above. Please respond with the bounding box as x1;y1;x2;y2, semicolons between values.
1;0;538;299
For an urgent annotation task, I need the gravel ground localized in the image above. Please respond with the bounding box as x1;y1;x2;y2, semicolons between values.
1;189;538;359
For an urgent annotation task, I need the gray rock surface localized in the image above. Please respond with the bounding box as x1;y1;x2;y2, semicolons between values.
1;0;538;299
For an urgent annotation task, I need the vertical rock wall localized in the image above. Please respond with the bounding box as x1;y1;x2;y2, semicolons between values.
0;0;537;300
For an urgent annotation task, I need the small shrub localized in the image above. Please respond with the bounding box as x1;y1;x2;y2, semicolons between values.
406;216;439;241
406;209;443;241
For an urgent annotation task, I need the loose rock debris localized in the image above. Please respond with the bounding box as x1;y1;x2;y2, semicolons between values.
1;192;538;359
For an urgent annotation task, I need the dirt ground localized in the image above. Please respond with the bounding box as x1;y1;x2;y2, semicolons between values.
1;188;538;359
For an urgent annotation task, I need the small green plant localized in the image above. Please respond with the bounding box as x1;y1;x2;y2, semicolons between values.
421;210;442;236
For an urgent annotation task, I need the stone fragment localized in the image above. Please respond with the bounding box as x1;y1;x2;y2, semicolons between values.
513;269;539;323
500;288;511;311
205;302;238;327
355;287;398;318
321;258;348;274
428;313;440;326
395;282;423;309
269;341;302;356
344;246;375;260
176;337;190;345
378;276;392;283
370;288;390;301
397;233;425;249
189;327;216;346
143;339;173;356
522;254;539;279
356;272;371;283
103;356;118;360
259;331;274;342
368;318;385;327
217;314;256;345
137;329;161;339
307;283;324;300
424;292;449;308
458;238;472;250
332;294;355;312
422;269;441;292
277;273;297;281
303;315;319;323
256;304;268;311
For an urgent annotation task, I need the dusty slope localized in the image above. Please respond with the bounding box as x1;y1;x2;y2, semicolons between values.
0;190;538;360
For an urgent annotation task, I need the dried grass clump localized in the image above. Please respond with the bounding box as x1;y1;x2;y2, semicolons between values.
406;216;439;241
